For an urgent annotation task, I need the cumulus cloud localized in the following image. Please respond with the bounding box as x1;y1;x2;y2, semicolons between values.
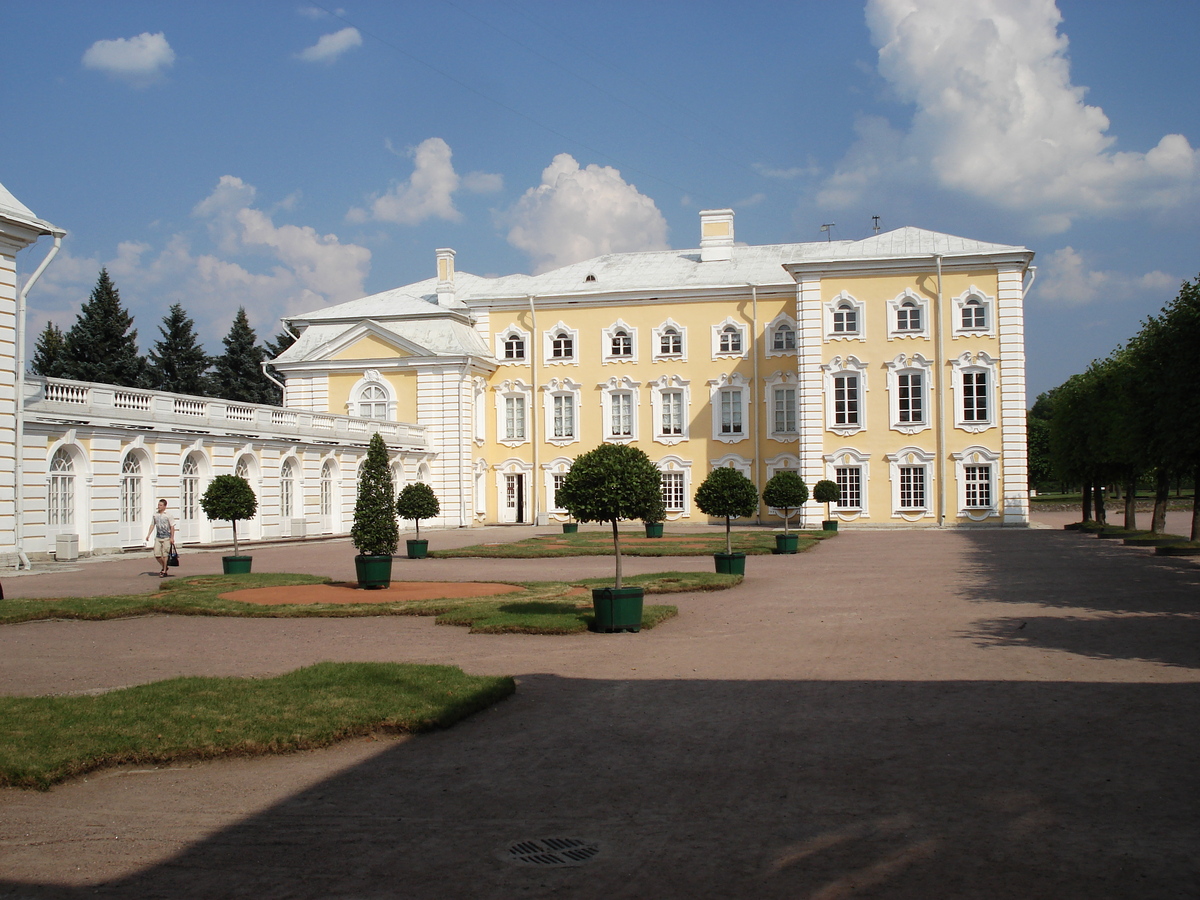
1036;246;1176;306
296;26;362;63
82;32;175;85
348;137;501;226
819;0;1198;230
505;153;669;273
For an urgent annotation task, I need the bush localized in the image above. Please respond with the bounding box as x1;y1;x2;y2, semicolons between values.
694;467;759;554
199;475;257;556
352;433;398;557
396;482;440;540
813;479;840;520
762;471;808;534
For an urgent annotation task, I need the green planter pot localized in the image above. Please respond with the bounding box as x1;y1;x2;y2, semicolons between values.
561;523;579;534
406;539;429;559
714;552;746;575
644;523;664;538
775;534;799;554
822;520;839;532
591;586;644;633
221;555;252;574
355;554;393;589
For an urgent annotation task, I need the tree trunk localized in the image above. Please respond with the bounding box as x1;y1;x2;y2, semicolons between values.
1152;470;1169;534
1192;465;1200;542
611;519;622;589
232;519;239;557
415;518;421;540
1094;483;1107;526
1082;479;1093;522
725;517;732;555
1123;477;1137;531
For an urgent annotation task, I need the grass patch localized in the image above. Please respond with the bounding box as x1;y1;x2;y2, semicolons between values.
432;529;828;559
431;600;678;634
573;571;742;593
1123;533;1189;546
0;662;514;790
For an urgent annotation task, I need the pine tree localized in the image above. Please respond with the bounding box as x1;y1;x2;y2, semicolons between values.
209;307;270;403
261;328;298;406
144;304;212;396
60;269;145;386
31;322;68;377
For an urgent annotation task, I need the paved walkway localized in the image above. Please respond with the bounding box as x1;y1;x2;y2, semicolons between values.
0;517;1197;899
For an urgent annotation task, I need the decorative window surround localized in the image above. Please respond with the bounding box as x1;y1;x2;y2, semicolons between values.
649;374;691;446
952;287;995;338
952;445;1001;520
345;370;397;421
821;356;867;436
544;322;579;365
653;319;687;362
711;317;748;360
602;319;638;364
885;353;933;435
541;377;582;447
825;291;866;341
656;454;692;519
708;372;750;443
824;447;871;520
473;458;489;519
764;371;800;439
765;312;798;357
950;351;997;433
885;446;936;522
709;453;752;478
764;453;802;517
887;290;931;340
495;325;530;363
473;377;488;444
493;379;532;447
599;375;641;443
543;456;573;517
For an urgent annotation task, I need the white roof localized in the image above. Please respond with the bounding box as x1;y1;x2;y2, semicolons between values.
0;180;62;236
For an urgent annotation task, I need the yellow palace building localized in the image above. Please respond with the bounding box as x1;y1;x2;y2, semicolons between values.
273;209;1034;531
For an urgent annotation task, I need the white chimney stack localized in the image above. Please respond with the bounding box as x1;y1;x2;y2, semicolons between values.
699;209;734;262
436;248;456;306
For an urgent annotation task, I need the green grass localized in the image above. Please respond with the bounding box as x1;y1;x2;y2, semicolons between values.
432;599;678;634
0;662;514;790
1122;532;1190;546
431;529;830;559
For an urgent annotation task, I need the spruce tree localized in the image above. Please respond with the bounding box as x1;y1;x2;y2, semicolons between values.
209;307;270;404
31;322;68;377
60;269;145;386
144;304;212;396
261;328;298;406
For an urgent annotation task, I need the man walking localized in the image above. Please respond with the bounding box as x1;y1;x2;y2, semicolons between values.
146;499;176;577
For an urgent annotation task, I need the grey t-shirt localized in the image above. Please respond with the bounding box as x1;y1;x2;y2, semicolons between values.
151;513;173;539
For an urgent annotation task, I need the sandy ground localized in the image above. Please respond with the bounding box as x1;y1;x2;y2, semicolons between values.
0;514;1196;899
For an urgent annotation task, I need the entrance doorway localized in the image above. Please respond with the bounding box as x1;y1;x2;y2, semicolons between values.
502;473;525;523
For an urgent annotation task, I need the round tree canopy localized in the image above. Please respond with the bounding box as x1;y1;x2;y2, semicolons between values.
556;444;662;525
813;479;841;504
694;467;758;520
396;482;440;522
199;475;258;522
762;471;808;511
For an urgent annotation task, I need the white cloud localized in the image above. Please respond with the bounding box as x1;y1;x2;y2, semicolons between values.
505;153;669;273
296;27;362;63
820;0;1198;229
82;32;175;85
1036;246;1176;306
349;137;501;226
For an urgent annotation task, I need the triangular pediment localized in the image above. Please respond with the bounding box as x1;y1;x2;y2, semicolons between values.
315;320;433;362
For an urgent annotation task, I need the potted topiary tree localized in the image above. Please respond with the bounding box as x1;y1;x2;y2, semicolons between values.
556;443;662;633
762;471;808;554
813;479;841;531
396;482;439;559
694;466;759;574
200;474;258;574
351;432;399;588
642;494;666;538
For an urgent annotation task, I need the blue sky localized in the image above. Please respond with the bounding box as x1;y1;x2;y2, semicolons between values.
3;0;1197;402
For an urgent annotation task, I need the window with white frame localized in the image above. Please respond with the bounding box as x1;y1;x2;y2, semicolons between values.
886;447;935;520
899;466;925;509
886;354;933;434
543;458;573;514
773;386;796;435
473;378;487;443
552;473;567;511
502;332;526;361
120;455;142;526
836;467;862;509
649;374;689;445
951;351;998;433
553;394;575;439
610;392;633;437
711;318;747;360
709;374;749;443
720;389;742;435
653;320;686;361
657;455;691;516
661;391;684;435
953;289;994;337
824;448;871;518
602;320;637;363
766;312;799;357
544;322;579;364
822;356;867;436
357;383;388;419
320;460;335;518
180;455;201;528
953;446;1000;518
661;472;684;511
599;375;640;443
48;448;75;527
505;396;526;440
346;371;396;421
964;465;991;507
542;378;581;446
494;380;532;446
825;292;865;340
280;459;296;520
888;291;930;340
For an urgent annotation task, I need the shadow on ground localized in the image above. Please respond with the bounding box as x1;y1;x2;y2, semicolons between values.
2;676;1197;900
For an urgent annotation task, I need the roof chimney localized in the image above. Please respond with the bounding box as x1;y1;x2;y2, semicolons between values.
699;209;734;262
436;248;456;306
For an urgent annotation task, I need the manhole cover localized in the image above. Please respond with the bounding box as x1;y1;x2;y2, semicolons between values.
498;837;602;867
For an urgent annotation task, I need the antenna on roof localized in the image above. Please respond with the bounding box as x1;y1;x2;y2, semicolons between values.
872;215;881;235
820;223;836;244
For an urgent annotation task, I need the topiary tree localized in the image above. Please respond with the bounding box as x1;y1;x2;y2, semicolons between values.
762;471;808;534
641;493;666;526
556;444;663;589
694;466;759;555
352;433;398;557
813;479;841;522
396;482;440;540
199;475;258;557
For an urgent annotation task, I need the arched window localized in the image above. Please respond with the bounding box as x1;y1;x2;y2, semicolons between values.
320;460;335;523
120;456;142;527
611;328;632;357
962;297;986;330
719;324;743;354
833;303;858;335
48;449;74;526
503;332;526;360
771;322;795;351
660;327;682;356
357;384;388;419
280;460;295;520
235;457;251;480
180;456;200;528
897;300;921;332
550;330;573;360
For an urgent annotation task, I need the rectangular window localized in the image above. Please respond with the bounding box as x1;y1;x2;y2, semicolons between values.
773;387;796;433
505;395;526;440
503;336;525;360
720;390;743;435
660;390;683;435
963;372;988;422
965;465;992;508
899;466;926;509
833;305;858;334
772;325;795;351
835;467;862;509
552;473;567;510
611;331;632;357
898;373;923;424
551;334;573;359
833;375;859;426
611;393;632;436
553;394;575;438
661;472;684;511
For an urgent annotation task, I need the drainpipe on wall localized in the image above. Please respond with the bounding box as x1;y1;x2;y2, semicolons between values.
933;254;946;527
750;284;761;524
260;362;285;394
527;295;539;525
15;233;64;570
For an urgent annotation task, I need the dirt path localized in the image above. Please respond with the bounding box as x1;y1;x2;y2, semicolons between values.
1;522;1197;898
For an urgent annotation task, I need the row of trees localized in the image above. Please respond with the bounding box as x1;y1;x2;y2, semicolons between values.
1038;274;1199;540
30;269;294;405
